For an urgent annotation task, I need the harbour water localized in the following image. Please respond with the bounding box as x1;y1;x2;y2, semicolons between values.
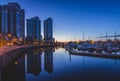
1;47;120;81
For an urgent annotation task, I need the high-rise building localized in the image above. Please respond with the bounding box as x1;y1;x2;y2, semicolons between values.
0;2;25;39
44;17;53;42
26;16;42;42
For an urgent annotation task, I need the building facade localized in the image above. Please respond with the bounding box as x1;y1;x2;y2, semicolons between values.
0;2;25;39
26;16;42;42
44;17;53;42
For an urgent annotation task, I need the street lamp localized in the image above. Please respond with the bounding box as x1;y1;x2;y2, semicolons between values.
8;34;11;37
7;34;12;46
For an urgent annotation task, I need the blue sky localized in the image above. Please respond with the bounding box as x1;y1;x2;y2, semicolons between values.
1;0;120;41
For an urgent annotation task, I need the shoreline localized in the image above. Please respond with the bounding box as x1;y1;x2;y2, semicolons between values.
0;45;59;71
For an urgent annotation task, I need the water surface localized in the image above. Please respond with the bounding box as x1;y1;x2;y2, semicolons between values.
2;47;120;81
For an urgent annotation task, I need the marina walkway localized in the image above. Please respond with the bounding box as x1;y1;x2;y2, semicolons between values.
0;44;58;71
0;45;41;71
0;45;26;56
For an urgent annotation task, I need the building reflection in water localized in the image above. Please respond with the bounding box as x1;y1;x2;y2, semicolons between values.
44;47;54;73
27;49;42;75
0;47;55;81
0;55;25;81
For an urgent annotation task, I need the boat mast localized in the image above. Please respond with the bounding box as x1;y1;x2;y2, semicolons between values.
106;32;107;41
83;31;85;41
100;34;102;41
114;31;117;40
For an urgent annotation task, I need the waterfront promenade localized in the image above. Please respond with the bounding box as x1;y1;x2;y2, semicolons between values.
0;45;32;71
0;45;26;56
0;44;61;71
0;44;57;71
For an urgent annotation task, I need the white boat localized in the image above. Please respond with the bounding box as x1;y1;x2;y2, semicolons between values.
77;44;82;50
107;46;119;53
81;43;89;51
104;43;119;53
88;44;95;52
94;44;103;53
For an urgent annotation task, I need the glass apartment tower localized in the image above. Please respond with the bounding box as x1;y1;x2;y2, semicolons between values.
44;17;53;42
0;2;25;39
26;16;42;42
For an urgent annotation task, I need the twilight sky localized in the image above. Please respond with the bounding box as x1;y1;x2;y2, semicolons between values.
1;0;120;41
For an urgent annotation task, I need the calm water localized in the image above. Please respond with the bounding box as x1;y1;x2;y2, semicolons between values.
1;47;120;81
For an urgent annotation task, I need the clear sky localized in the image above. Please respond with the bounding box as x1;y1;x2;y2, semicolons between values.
1;0;120;41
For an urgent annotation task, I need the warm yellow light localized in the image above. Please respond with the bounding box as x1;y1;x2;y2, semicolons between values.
89;40;94;44
15;61;18;65
13;38;17;42
7;42;10;46
8;34;11;37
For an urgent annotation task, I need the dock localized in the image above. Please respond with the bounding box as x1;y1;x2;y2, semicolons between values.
66;47;120;59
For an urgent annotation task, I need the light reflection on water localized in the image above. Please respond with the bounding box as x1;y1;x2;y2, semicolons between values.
1;47;120;81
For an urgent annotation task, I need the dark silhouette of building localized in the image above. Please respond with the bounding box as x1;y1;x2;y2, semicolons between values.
26;16;42;43
27;49;42;75
44;47;53;73
44;17;54;42
0;2;25;39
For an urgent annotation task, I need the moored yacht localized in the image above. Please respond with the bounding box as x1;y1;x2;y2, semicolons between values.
88;44;95;52
94;44;103;53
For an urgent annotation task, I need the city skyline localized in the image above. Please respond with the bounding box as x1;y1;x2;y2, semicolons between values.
0;0;120;42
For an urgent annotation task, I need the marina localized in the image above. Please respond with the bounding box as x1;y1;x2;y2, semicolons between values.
65;41;120;59
66;47;120;59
